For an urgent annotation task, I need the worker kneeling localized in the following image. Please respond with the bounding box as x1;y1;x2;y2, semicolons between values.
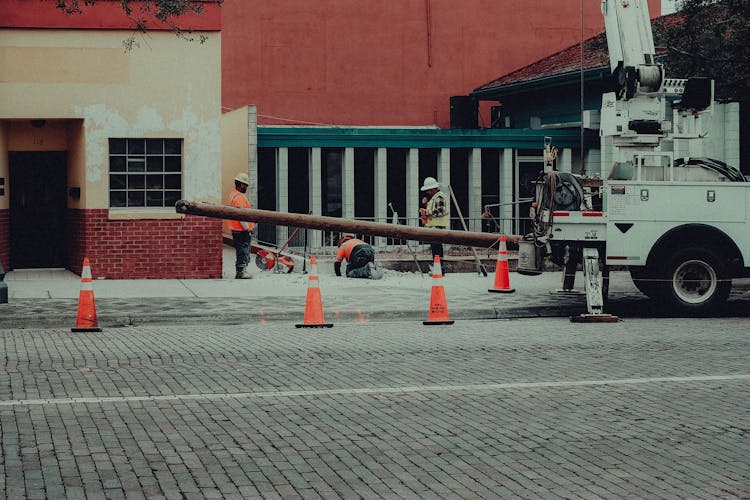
334;235;384;280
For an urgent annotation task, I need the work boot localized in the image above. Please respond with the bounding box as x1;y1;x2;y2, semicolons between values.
367;262;384;280
235;267;252;279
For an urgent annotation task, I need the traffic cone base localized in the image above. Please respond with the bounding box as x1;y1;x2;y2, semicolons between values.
72;326;102;332
488;235;515;294
72;257;102;332
296;256;333;328
424;256;454;326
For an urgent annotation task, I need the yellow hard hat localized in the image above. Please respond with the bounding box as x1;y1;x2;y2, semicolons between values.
234;172;250;185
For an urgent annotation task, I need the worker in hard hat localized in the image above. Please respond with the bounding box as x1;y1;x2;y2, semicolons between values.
225;172;255;279
334;235;384;279
419;176;450;272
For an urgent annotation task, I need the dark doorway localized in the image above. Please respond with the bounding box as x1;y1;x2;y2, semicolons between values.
9;151;68;269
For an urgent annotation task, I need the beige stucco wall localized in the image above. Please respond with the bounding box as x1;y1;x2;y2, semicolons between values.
220;106;250;203
220;105;254;234
0;29;222;210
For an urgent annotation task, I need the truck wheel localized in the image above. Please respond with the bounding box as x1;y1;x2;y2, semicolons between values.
629;266;658;298
659;246;731;313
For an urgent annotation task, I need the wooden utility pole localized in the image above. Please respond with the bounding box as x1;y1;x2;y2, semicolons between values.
175;200;517;249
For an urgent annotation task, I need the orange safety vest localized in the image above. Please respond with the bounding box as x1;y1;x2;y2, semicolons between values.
226;189;255;231
335;238;365;263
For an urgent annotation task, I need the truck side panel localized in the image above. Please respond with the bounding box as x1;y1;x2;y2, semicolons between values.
604;182;750;267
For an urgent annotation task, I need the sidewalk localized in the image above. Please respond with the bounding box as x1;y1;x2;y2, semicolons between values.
1;246;749;328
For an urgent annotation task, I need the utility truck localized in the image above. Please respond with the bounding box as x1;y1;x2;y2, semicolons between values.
178;0;748;319
522;0;749;317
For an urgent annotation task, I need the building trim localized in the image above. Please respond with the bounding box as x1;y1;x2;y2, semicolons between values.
1;0;222;31
258;127;598;150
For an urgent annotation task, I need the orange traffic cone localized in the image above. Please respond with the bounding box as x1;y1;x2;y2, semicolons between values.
295;256;333;328
423;256;454;325
488;235;515;293
72;257;102;332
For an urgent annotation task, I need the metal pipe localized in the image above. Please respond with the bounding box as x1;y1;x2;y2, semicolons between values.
175;200;518;248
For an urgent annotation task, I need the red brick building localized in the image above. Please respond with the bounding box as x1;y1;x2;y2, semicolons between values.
221;0;626;129
1;0;663;277
0;0;223;278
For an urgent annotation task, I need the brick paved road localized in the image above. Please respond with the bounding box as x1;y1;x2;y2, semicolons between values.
1;319;749;499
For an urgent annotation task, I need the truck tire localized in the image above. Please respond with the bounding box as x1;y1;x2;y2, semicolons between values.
658;246;731;313
629;266;658;298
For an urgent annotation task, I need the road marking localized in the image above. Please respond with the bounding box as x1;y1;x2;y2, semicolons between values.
1;374;748;407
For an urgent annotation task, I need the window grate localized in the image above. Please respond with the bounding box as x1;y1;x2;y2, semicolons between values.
108;138;182;208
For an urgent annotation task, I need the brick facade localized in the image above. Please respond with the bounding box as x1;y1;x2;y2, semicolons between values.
66;209;223;279
0;209;8;273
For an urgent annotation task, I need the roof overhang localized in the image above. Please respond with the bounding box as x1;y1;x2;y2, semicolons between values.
472;66;611;101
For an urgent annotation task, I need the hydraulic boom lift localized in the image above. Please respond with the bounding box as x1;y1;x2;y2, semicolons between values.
524;0;748;319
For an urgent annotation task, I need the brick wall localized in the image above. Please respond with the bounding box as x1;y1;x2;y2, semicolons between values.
0;209;8;273
67;209;223;279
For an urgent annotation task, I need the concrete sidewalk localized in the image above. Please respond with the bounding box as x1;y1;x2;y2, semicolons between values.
2;246;749;328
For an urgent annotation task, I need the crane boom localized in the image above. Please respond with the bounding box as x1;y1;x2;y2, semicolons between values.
602;0;658;76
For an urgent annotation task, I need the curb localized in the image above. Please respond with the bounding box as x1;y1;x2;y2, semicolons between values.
0;305;590;330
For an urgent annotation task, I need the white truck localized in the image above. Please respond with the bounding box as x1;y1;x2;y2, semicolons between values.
522;0;749;317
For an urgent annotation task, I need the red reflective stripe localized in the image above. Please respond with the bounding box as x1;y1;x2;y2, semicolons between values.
553;211;603;217
608;256;627;260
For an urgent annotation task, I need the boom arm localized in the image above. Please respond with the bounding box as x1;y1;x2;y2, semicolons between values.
600;0;665;146
602;0;662;98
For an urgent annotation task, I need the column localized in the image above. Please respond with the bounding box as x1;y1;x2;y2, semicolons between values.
724;102;741;168
499;148;514;235
275;147;289;245
438;147;450;191
585;149;602;178
247;105;258;207
373;148;388;248
468;148;482;232
342;147;355;219
558;148;573;173
309;147;322;250
406;148;419;227
438;148;451;233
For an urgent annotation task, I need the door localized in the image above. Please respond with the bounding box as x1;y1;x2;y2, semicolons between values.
9;152;68;269
515;158;544;236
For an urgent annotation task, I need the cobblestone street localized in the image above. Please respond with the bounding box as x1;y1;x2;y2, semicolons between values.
1;318;749;498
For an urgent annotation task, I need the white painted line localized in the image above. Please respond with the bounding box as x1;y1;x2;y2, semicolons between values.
1;374;748;407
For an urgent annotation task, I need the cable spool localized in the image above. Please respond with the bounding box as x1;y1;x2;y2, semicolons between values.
532;171;584;238
536;172;584;213
638;65;663;93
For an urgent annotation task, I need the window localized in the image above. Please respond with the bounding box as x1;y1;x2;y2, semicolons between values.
108;138;182;208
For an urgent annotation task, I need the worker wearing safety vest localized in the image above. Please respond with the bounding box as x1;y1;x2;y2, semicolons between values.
334;235;384;279
226;172;255;279
419;176;450;271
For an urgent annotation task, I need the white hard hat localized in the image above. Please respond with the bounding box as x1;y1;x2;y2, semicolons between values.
420;177;439;191
233;172;250;185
